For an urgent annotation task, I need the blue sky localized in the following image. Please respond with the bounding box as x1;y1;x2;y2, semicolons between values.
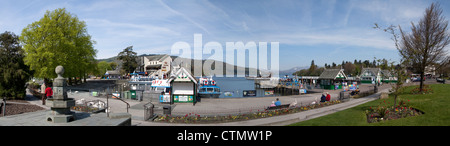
1;0;449;70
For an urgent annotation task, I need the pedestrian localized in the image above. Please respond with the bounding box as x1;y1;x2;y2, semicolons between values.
275;98;281;106
41;81;47;105
326;92;331;101
45;84;53;99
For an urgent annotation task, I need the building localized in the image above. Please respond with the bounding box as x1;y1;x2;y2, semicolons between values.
425;65;436;76
380;70;397;83
360;68;397;84
360;68;381;84
105;70;120;79
319;69;347;90
168;67;198;103
137;54;172;78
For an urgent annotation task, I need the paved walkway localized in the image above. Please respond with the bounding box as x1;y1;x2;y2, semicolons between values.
132;88;389;126
20;84;391;126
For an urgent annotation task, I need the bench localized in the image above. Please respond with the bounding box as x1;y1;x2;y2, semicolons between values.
266;104;290;110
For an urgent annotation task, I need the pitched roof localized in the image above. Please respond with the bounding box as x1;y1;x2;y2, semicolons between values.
381;70;393;77
319;69;346;79
168;67;197;84
360;68;381;76
144;54;170;62
105;70;120;75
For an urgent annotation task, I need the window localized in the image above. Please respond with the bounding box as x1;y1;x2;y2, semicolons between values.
207;88;214;92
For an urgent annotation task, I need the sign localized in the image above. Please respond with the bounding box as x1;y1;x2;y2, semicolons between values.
243;90;256;97
224;91;234;97
299;89;307;94
159;95;171;103
112;92;120;98
264;90;274;96
174;95;194;103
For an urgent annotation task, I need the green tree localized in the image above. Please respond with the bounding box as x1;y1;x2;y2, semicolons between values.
20;8;97;84
117;46;138;74
96;61;112;77
0;31;32;99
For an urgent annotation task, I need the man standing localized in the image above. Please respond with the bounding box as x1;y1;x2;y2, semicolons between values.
45;84;53;99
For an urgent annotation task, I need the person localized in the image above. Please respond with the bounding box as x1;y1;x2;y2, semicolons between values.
274;98;281;106
320;93;326;102
270;101;276;107
40;82;47;105
45;84;53;99
326;92;331;101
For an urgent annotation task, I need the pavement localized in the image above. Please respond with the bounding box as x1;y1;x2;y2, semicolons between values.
19;83;391;126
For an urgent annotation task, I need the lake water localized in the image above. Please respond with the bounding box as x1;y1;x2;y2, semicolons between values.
210;77;279;98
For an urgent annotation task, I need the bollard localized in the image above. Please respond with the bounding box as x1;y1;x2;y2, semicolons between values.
1;98;6;117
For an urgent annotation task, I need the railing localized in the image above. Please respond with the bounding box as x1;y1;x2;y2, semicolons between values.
113;96;130;113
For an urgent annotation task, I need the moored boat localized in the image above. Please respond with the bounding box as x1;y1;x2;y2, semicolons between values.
197;77;220;98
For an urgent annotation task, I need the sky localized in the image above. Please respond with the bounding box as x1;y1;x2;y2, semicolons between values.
1;0;449;70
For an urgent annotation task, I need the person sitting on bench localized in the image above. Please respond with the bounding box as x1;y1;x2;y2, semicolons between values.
320;93;326;102
275;98;281;106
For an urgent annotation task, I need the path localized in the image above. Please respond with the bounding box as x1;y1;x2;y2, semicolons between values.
21;83;391;126
132;88;390;126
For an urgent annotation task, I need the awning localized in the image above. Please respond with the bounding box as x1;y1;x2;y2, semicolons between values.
146;64;162;69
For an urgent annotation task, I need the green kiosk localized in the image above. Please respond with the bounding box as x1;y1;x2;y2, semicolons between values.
319;69;347;90
168;67;197;103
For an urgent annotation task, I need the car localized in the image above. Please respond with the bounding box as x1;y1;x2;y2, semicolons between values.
436;78;446;83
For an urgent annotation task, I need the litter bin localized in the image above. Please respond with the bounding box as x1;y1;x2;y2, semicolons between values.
163;105;171;115
143;102;154;121
123;91;130;99
136;90;143;101
130;90;136;99
374;85;378;93
340;91;345;100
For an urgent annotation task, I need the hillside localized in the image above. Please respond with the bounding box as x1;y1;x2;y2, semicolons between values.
96;54;267;76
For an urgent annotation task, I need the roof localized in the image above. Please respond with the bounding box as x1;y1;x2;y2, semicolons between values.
144;54;170;62
381;70;393;77
319;69;346;80
168;67;197;84
105;70;120;75
360;68;381;77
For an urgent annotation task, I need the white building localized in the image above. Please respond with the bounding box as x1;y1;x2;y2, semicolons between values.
139;54;172;78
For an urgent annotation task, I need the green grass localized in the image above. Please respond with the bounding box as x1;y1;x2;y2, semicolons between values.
289;84;450;126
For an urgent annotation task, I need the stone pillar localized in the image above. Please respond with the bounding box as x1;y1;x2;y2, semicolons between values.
46;65;76;123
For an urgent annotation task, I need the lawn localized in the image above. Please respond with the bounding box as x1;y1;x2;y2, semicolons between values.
289;84;450;126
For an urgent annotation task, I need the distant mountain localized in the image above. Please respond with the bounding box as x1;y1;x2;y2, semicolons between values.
96;55;258;76
279;66;309;76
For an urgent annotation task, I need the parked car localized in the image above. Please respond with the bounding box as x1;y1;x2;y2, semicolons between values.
436;78;446;83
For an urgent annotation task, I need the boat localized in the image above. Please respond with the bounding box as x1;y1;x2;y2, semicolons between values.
197;77;221;98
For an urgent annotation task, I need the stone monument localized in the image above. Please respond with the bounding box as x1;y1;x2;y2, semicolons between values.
46;65;76;123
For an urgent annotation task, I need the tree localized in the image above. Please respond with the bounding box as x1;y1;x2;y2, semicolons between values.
20;8;97;84
343;62;355;76
390;62;408;108
399;3;450;92
308;60;317;74
117;46;138;74
377;3;450;92
96;61;112;77
0;31;32;99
